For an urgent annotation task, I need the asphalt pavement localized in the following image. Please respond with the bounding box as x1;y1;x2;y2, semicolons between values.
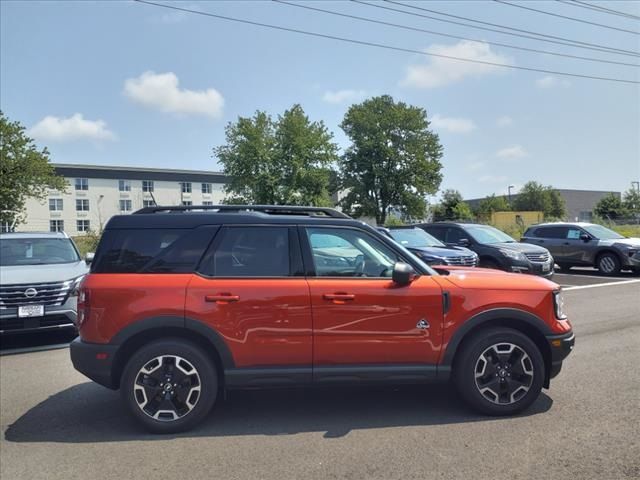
1;280;639;480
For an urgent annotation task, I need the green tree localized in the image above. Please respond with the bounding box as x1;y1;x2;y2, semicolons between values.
214;105;338;206
512;181;566;219
476;194;511;220
0;111;67;227
338;95;443;224
622;187;640;217
594;192;627;220
433;189;473;221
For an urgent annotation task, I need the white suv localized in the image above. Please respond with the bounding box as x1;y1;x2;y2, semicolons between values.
0;232;88;334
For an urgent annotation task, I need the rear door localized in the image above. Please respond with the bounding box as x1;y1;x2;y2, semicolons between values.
186;225;312;373
528;226;567;260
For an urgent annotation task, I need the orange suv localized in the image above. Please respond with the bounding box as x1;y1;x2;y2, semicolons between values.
70;205;574;433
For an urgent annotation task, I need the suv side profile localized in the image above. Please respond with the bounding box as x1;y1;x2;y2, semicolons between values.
417;222;555;279
71;205;574;433
522;222;640;275
0;232;88;334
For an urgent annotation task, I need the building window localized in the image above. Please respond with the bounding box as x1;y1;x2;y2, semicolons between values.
119;199;132;212
76;199;90;211
202;201;213;206
181;200;193;206
76;220;90;232
201;183;212;194
119;180;131;192
1;222;14;233
142;180;154;192
181;182;192;194
49;198;64;211
143;200;155;208
75;178;88;191
50;220;64;232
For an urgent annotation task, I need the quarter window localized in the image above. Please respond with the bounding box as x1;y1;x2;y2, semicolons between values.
75;178;88;191
306;228;398;277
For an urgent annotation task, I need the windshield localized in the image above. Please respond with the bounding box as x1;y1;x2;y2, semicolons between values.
389;228;445;248
582;224;625;240
0;238;80;266
466;225;516;244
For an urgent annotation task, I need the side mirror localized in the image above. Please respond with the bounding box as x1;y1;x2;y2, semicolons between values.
392;262;416;286
579;234;591;242
458;238;471;247
85;252;95;265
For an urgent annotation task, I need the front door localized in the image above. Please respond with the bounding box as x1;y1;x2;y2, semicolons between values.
562;227;591;265
302;227;444;379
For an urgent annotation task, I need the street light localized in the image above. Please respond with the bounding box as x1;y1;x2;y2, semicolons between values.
508;185;515;204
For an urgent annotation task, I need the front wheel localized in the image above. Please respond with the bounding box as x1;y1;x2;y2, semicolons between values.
596;252;621;276
453;328;544;416
121;339;218;433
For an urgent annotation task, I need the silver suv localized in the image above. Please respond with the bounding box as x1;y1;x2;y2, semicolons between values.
0;232;89;334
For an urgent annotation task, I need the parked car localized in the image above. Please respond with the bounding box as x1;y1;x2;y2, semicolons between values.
378;226;478;267
417;222;554;279
0;232;89;334
521;222;640;275
71;205;573;433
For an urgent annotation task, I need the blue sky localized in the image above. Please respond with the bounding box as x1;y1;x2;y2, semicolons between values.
1;0;639;200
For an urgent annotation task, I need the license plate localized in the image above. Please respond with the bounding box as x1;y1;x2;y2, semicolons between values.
542;263;551;272
18;305;44;318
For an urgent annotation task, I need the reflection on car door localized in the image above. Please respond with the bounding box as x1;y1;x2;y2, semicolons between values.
302;226;444;380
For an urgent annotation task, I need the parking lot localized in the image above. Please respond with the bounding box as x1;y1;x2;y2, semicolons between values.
1;272;639;480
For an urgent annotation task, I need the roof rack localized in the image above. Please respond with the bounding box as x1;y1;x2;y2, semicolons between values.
132;204;351;219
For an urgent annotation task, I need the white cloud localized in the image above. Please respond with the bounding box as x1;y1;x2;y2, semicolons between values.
536;76;571;89
430;114;477;133
124;71;224;118
322;89;367;104
479;174;508;183
496;115;513;127
401;40;512;88
466;161;486;172
29;114;116;142
496;145;529;160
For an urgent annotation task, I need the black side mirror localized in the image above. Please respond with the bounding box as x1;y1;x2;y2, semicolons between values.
392;262;416;286
579;234;591;242
458;238;471;247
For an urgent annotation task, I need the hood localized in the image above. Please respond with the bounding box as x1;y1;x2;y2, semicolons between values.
433;266;557;291
408;245;476;258
495;242;550;253
600;237;640;248
0;261;88;286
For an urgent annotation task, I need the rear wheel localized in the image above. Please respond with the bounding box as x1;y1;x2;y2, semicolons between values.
596;252;621;276
121;338;217;433
454;328;544;416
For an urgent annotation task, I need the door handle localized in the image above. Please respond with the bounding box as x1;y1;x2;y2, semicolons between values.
323;293;355;303
205;294;240;303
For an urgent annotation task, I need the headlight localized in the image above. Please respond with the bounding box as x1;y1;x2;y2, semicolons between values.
67;275;86;296
553;290;567;320
499;249;526;261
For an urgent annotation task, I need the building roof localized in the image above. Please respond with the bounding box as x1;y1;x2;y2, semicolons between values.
53;163;229;184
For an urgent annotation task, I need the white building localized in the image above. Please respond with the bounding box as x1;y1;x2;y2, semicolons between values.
18;163;229;236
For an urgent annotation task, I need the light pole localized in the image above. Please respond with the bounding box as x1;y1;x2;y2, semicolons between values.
632;181;640;192
508;185;515;204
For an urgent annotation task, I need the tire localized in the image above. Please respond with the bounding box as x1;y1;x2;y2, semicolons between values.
120;338;218;434
596;252;621;276
453;327;545;416
479;258;502;270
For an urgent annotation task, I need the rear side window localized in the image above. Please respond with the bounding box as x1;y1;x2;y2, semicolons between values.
93;227;217;273
532;226;567;238
199;226;291;277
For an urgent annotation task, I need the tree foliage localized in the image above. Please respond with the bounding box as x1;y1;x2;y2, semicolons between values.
476;194;511;220
338;95;443;224
0;111;67;227
512;181;566;219
433;189;473;221
622;187;640;217
594;192;627;220
214;105;338;206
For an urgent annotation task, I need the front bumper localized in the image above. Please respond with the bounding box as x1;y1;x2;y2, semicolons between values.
510;259;555;278
546;330;575;379
70;337;119;389
621;251;640;269
0;300;77;335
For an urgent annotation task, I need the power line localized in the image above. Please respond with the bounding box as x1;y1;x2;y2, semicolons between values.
381;0;640;57
494;0;639;35
274;0;639;68
564;0;640;21
132;0;640;85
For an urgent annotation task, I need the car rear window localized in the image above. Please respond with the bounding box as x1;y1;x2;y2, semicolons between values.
92;227;218;273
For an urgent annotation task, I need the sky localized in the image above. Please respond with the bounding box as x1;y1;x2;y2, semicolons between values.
1;0;639;201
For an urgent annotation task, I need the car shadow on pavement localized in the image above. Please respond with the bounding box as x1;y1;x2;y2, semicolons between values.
4;382;553;443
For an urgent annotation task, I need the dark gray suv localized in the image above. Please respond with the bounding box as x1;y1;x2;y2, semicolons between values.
521;222;640;275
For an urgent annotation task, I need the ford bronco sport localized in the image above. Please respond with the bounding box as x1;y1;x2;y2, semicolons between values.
70;205;574;433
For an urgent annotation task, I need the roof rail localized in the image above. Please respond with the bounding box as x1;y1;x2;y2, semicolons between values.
132;204;351;219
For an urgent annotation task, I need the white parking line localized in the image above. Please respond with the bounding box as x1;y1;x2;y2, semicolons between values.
563;279;640;291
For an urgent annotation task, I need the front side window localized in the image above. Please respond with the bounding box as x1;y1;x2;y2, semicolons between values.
119;180;131;192
75;199;90;211
201;183;212;194
76;220;90;232
75;178;88;191
582;224;624;240
142;180;154;192
49;220;64;233
0;237;79;266
119;199;132;212
202;227;290;277
49;198;63;211
566;228;583;240
181;182;192;193
306;228;399;277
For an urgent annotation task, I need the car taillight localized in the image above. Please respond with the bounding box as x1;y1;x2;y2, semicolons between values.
77;287;90;327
